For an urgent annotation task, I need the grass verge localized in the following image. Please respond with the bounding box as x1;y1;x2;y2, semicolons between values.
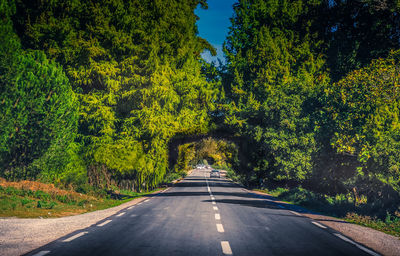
0;178;159;218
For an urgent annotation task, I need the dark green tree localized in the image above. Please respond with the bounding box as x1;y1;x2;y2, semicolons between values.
223;0;327;184
320;0;400;80
0;0;78;180
12;0;218;190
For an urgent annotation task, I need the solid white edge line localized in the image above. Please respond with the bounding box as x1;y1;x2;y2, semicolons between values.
215;213;221;220
213;206;218;211
221;241;233;255
144;199;150;202
97;220;112;227
63;232;88;242
128;206;135;210
116;212;125;217
289;210;302;216
32;251;50;256
334;233;380;256
216;223;225;233
312;221;327;229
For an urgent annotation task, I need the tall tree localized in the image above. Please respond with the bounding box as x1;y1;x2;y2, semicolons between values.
321;0;400;80
12;0;218;189
223;0;328;184
0;0;78;180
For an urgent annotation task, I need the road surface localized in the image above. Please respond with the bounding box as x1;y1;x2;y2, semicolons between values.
26;169;379;256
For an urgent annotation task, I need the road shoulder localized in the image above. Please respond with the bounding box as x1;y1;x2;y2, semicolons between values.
250;189;400;256
0;189;164;256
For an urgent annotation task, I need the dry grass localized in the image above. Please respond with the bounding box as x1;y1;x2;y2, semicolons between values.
0;178;96;201
0;179;153;218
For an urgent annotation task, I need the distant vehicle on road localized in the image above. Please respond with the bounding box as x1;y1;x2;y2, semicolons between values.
210;169;220;178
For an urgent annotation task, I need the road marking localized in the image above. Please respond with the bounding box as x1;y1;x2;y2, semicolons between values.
32;251;50;256
216;223;225;232
213;206;218;211
221;241;233;255
289;210;302;216
215;213;221;220
97;220;112;227
144;199;150;202
208;187;211;192
128;206;135;210
211;196;215;200
63;232;88;242
312;221;327;229
131;214;137;217
116;212;125;217
212;201;216;205
137;202;142;205
278;205;285;209
334;233;380;256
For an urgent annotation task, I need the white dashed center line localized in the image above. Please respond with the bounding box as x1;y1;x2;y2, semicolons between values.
211;196;215;200
32;251;50;256
312;221;327;229
216;223;225;233
215;213;221;220
213;206;218;211
212;201;216;205
116;212;125;217
97;220;112;227
63;232;88;242
221;241;233;255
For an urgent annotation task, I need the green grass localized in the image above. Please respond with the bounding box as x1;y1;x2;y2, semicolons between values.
0;185;159;218
255;186;400;238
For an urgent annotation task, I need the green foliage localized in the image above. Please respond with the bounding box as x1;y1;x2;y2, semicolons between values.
0;1;78;181
10;0;218;190
319;0;400;80
223;0;327;183
322;51;400;191
173;138;239;174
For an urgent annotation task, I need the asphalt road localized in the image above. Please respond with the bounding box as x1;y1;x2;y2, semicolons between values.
26;169;379;256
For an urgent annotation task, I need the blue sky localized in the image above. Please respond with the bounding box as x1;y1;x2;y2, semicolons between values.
195;0;237;65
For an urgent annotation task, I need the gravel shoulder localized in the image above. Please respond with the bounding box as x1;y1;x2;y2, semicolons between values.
251;190;400;256
0;194;152;256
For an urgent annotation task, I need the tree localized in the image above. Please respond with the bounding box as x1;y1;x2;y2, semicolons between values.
0;0;78;180
223;0;327;183
320;0;400;80
323;51;400;195
12;0;218;190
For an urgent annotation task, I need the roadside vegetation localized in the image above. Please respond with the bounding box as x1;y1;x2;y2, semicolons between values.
1;0;400;235
0;178;157;218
